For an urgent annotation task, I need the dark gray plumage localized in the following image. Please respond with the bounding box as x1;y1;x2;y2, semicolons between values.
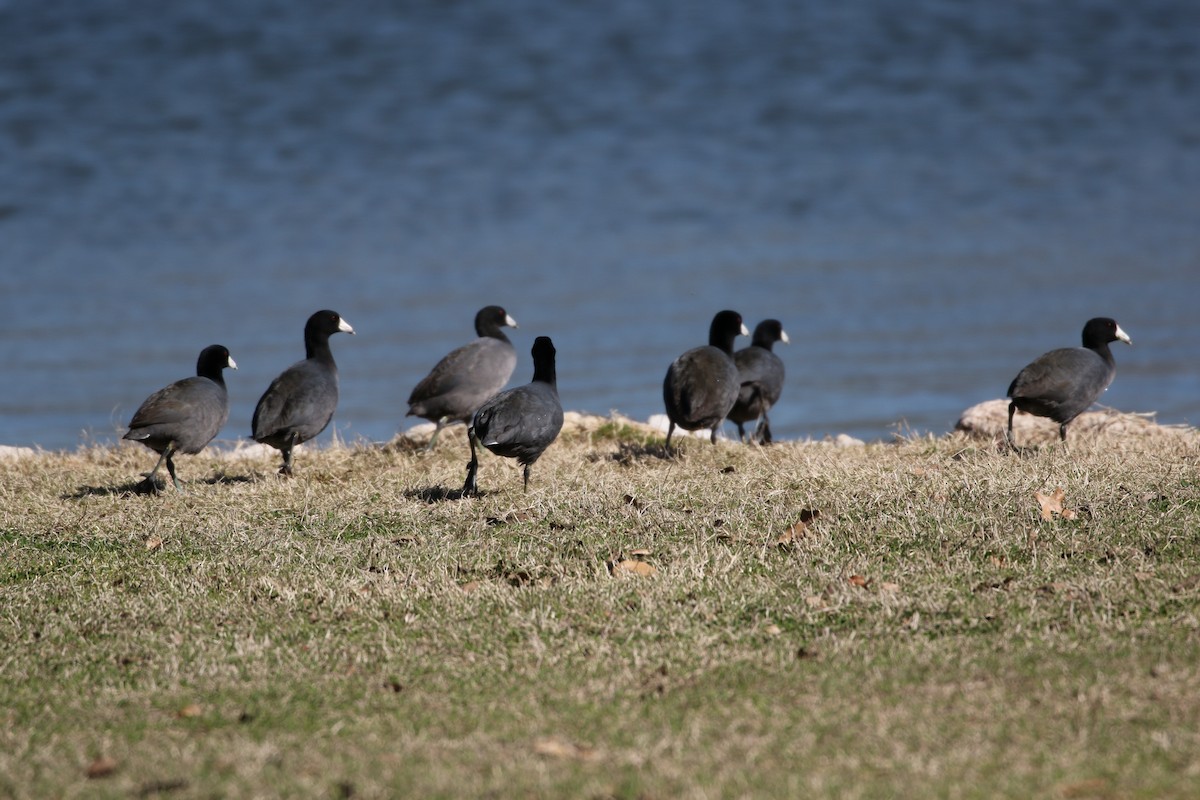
662;310;749;453
728;319;789;444
463;336;563;496
406;305;518;450
252;310;355;475
1007;317;1131;447
123;344;237;491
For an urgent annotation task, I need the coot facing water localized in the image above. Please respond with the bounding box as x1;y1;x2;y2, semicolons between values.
406;305;518;450
124;344;237;491
662;310;748;453
463;335;562;496
252;310;355;475
1007;317;1131;446
728;319;788;444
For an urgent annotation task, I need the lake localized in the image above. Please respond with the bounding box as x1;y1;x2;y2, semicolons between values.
1;0;1197;451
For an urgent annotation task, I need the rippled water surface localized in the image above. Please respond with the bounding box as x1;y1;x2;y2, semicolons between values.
2;0;1198;450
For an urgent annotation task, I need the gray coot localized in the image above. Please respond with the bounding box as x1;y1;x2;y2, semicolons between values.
1006;317;1131;446
252;310;355;474
123;344;237;491
727;319;789;444
406;305;518;450
662;310;749;453
463;335;563;496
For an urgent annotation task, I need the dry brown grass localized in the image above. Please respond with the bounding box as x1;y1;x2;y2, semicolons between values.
2;414;1200;798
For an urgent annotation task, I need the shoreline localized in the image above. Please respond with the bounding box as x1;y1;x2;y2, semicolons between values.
2;402;1195;461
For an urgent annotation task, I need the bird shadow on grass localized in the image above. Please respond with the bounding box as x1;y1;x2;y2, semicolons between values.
405;485;480;503
1005;443;1058;458
593;441;675;466
380;436;432;456
64;479;163;500
64;471;253;500
200;471;254;486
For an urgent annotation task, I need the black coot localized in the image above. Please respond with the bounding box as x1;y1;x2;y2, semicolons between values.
727;319;789;444
1006;317;1131;446
463;336;563;496
662;310;748;453
252;310;355;474
406;305;518;450
123;344;237;491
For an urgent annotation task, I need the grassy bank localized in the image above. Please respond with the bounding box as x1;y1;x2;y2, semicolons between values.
2;416;1199;798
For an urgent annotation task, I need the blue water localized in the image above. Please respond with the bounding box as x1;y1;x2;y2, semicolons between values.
2;0;1198;451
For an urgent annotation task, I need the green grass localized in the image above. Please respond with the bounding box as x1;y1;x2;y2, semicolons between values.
2;420;1199;798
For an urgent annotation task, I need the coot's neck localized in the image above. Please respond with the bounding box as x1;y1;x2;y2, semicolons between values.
532;355;557;389
1086;340;1115;366
478;321;511;343
305;333;335;364
198;367;227;388
197;356;228;387
709;329;738;356
751;332;775;351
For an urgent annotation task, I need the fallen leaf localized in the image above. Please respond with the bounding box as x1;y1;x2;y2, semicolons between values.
505;570;534;587
613;559;656;577
533;737;596;761
1058;778;1111;798
487;510;536;526
144;535;163;552
1171;574;1200;592
764;623;782;636
86;757;118;779
176;704;203;718
974;576;1015;593
776;521;809;545
847;574;870;588
1035;487;1077;521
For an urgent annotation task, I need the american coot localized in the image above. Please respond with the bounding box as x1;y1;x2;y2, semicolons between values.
252;310;355;475
463;336;563;496
1006;317;1131;447
728;319;789;444
662;310;749;453
406;305;518;450
123;344;237;491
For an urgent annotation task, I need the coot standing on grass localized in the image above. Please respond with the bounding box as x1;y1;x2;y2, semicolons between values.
406;305;518;450
728;319;789;444
662;310;749;453
252;310;355;475
123;344;237;491
1006;317;1131;447
463;336;562;496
